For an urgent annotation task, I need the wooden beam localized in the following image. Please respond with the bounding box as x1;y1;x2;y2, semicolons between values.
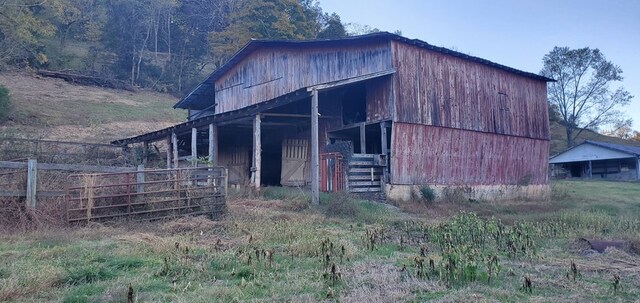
166;137;172;169
142;141;148;165
360;123;366;154
261;113;337;119
208;124;218;166
252;115;262;190
172;132;178;169
308;69;395;91
381;123;388;186
191;127;198;166
26;159;37;208
0;161;135;173
311;89;319;205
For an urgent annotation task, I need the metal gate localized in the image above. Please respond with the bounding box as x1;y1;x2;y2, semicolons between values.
320;153;344;192
65;167;227;223
320;153;385;193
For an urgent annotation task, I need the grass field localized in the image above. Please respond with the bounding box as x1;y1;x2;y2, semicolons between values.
1;180;640;302
0;71;185;142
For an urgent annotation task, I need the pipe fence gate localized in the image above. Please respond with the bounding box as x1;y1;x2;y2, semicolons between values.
65;167;227;223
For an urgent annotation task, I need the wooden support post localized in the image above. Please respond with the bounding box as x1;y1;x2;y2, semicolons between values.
208;124;217;166
172;132;179;169
637;157;640;180
142;141;148;165
311;89;319;205
26;159;37;208
588;160;592;178
252;115;261;190
166;137;172;169
360;122;366;154
191;127;198;166
380;122;389;186
136;164;145;193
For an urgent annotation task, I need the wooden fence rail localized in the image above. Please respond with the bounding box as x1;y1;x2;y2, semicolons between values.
0;160;139;208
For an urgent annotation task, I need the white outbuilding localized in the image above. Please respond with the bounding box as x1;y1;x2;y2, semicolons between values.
549;140;640;180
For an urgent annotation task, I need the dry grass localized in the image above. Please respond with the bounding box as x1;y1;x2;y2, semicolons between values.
0;183;639;302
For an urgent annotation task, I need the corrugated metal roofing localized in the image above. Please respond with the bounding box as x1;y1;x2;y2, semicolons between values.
584;140;640;156
174;32;554;110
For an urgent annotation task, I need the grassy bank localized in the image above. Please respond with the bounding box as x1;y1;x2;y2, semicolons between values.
1;180;639;302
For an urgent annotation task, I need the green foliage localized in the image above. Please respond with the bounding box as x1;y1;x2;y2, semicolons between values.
0;85;10;121
63;265;116;285
62;284;104;303
419;186;436;203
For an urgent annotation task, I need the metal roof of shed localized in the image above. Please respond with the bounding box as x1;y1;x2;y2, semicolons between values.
174;32;555;110
549;140;640;164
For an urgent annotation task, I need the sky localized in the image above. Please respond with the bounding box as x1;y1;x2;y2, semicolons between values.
319;0;640;129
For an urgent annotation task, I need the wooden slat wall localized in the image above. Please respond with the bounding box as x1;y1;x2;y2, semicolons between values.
391;41;549;140
215;41;393;114
391;123;549;185
365;76;393;122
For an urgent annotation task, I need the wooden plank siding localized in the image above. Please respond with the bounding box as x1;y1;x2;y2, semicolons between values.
365;76;393;122
391;41;549;140
391;123;549;185
215;41;393;114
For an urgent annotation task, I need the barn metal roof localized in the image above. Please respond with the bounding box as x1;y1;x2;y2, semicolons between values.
549;140;640;164
112;89;311;145
174;32;554;110
583;140;640;156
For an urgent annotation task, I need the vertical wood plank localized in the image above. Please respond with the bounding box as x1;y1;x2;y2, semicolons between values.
191;127;198;166
208;124;218;166
165;137;172;169
172;132;178;169
360;122;367;154
252;114;261;190
311;89;319;205
26;159;37;208
136;164;145;193
142;141;148;165
381;122;388;186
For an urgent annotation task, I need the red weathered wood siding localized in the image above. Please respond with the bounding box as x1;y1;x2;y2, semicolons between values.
391;41;549;140
215;41;393;114
365;76;393;122
391;123;549;185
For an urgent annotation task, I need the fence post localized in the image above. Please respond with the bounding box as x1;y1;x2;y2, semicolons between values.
136;164;145;193
26;159;37;208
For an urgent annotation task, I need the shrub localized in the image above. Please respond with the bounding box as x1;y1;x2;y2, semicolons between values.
0;85;11;121
322;192;359;218
419;186;436;203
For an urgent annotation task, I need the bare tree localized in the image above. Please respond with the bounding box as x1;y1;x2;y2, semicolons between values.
541;47;633;148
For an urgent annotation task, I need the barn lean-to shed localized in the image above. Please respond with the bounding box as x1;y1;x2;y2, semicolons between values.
113;32;554;201
549;140;640;180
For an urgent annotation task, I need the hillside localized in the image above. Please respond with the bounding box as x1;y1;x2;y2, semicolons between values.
0;71;185;143
549;120;640;155
0;70;638;153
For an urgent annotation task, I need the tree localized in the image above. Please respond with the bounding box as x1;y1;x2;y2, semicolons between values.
317;13;346;39
541;47;633;148
602;119;634;139
208;0;319;65
0;0;56;67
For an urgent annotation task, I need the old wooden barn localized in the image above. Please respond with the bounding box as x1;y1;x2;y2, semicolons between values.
113;32;553;201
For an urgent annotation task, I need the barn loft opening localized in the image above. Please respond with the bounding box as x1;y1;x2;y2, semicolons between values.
340;83;366;125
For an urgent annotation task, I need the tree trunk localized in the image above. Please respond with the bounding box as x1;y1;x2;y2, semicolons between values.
566;126;574;148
